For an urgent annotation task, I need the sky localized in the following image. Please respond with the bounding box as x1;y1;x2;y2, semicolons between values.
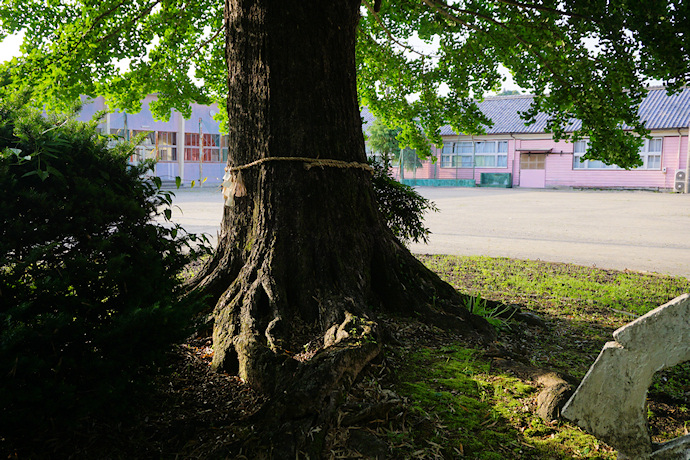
0;32;23;62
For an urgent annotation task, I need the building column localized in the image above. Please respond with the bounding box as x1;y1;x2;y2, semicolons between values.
177;110;185;185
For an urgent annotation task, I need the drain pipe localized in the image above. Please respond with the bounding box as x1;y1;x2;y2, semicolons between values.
677;128;683;175
686;123;690;193
510;133;518;187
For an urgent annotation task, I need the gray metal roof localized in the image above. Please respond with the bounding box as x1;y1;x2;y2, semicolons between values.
438;95;560;135
360;106;377;136
638;87;690;130
363;87;690;137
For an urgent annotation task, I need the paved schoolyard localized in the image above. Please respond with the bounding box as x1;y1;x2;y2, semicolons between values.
167;186;690;279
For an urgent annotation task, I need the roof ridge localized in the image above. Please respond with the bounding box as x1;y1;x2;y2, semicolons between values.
482;94;534;101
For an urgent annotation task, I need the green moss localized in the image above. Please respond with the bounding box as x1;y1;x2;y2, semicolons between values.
393;341;615;459
385;254;690;458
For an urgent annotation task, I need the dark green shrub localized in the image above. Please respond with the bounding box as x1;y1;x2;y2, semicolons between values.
370;158;438;244
0;100;208;431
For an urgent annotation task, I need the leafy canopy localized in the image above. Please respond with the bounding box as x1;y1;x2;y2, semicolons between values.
1;0;687;168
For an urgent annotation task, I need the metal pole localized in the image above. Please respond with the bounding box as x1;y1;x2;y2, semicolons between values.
177;112;185;186
199;117;203;187
400;149;404;181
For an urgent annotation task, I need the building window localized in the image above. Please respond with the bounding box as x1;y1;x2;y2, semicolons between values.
131;130;156;162
520;153;546;170
185;133;200;161
638;138;662;170
476;141;508;167
441;141;507;168
441;141;472;168
184;133;225;162
110;128;126;137
201;134;220;162
572;140;619;169
573;138;662;170
132;130;155;144
157;131;177;162
221;135;229;162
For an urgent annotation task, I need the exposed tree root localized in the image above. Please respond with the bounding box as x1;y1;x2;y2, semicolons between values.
250;314;382;457
187;230;498;457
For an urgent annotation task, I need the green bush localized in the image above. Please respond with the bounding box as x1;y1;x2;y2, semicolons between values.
0;100;208;431
370;158;438;244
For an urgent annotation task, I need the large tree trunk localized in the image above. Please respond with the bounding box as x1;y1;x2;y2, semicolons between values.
190;0;493;454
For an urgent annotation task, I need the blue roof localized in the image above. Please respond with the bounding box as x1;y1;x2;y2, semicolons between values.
364;87;690;136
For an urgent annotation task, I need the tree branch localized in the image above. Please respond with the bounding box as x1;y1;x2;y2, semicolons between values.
363;0;440;59
82;0;130;42
421;0;571;89
96;0;161;45
493;0;596;22
189;25;224;61
170;24;225;77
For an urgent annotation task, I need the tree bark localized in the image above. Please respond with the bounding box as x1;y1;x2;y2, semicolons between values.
189;0;493;454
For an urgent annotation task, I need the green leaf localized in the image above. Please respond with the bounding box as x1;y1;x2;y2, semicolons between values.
37;169;50;181
21;170;39;178
46;165;64;178
1;0;686;170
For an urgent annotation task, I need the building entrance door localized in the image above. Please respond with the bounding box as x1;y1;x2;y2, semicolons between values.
520;153;547;188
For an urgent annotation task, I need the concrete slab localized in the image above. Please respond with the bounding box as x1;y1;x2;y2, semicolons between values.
561;294;690;459
408;188;690;279
165;186;690;279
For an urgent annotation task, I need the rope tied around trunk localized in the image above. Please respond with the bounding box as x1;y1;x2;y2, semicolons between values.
221;156;374;205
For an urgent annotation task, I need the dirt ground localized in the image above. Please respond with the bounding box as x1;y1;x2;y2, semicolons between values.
167;185;690;279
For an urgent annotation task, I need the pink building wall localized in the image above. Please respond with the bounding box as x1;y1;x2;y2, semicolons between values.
396;133;689;190
544;134;687;189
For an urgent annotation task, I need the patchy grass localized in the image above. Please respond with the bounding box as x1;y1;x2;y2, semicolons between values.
350;320;616;460
4;255;689;459
327;256;688;458
391;341;614;459
422;255;690;318
360;255;689;459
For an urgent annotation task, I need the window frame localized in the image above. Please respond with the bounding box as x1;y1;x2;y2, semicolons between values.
440;140;508;169
157;131;177;162
572;137;663;170
638;138;662;170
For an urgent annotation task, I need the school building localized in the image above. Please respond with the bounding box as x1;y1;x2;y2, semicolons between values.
365;87;690;192
79;87;690;192
79;94;229;186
